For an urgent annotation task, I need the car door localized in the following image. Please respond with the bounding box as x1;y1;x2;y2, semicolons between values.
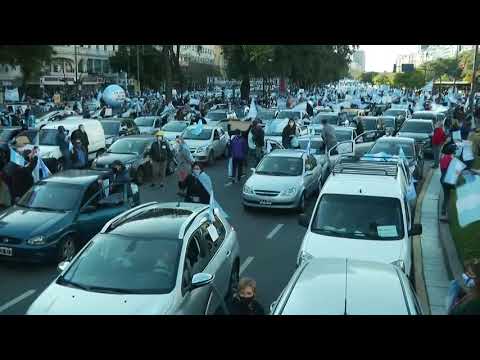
308;154;321;192
303;155;315;196
75;183;130;243
177;226;213;315
212;129;221;157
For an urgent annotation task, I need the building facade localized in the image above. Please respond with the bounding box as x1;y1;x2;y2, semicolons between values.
418;45;474;63
395;52;423;72
350;50;366;72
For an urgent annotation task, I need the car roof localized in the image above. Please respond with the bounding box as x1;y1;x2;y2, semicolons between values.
44;169;111;186
268;149;305;158
403;119;433;124
377;136;414;144
116;134;154;140
41;117;97;128
281;258;409;315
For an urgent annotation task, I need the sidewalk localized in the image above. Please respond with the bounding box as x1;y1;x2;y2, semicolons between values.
420;168;451;315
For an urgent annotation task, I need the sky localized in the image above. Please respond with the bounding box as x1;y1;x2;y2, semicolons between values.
359;45;419;72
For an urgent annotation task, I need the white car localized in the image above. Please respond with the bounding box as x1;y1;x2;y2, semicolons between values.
182;125;229;165
134;116;163;135
297;157;423;277
158;121;189;144
27;202;241;315
271;258;424;315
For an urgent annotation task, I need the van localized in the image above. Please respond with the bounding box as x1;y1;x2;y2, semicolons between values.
35;117;106;172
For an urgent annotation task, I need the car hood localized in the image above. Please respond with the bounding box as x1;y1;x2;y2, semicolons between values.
302;232;403;265
246;174;302;192
96;152;138;166
161;131;183;141
0;206;71;240
27;283;175;315
183;139;210;150
396;132;430;141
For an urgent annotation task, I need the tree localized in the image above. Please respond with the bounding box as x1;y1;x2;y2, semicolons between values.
373;72;393;86
360;71;379;84
392;70;425;90
0;45;55;95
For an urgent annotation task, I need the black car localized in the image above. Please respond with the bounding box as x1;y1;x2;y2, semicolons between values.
91;135;176;185
100;119;140;148
0;127;39;168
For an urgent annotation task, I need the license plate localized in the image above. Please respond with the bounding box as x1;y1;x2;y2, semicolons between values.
259;200;272;205
0;247;13;256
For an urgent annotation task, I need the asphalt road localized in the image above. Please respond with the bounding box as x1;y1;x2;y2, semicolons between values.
0;154;432;315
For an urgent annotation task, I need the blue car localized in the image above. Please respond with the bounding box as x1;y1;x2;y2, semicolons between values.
0;169;140;263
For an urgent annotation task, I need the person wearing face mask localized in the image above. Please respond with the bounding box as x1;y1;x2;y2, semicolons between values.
282;118;300;149
179;162;210;204
150;133;171;188
71;139;88;169
228;277;265;315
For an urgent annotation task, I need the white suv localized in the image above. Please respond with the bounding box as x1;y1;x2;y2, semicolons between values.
297;158;422;278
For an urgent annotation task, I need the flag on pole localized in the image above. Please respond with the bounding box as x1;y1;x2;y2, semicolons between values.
33;157;52;183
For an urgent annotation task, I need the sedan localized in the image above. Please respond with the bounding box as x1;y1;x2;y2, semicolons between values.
396;119;434;157
92;135;176;184
100;119;140;148
0;170;139;263
271;258;424;315
134;116;163;135
243;149;321;212
157;120;189;143
182;126;229;165
27;202;240;315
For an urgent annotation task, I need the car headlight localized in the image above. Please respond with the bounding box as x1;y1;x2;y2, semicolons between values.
27;236;46;246
243;184;254;195
392;260;405;272
297;250;313;266
282;186;297;196
196;146;208;153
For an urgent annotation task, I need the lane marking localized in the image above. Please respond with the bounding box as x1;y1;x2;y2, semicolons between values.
0;289;36;313
240;256;254;275
266;224;284;240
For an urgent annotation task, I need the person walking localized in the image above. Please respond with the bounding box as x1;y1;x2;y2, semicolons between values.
71;124;90;155
321;117;338;154
175;136;194;196
253;121;265;165
229;133;248;184
56;126;71;170
71;139;88;169
432;120;447;169
439;143;456;220
150;133;170;188
247;120;257;166
228;277;265;315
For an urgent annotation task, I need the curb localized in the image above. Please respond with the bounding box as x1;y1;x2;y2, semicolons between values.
413;167;433;315
438;188;464;282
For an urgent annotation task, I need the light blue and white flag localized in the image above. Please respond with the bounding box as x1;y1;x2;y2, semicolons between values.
246;97;257;119
305;135;312;155
9;146;26;167
191;120;204;136
33;157;51;183
194;171;229;220
456;175;480;228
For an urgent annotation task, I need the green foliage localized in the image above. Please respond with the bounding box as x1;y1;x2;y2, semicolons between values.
373;72;394;86
360;71;379;84
392;70;425;89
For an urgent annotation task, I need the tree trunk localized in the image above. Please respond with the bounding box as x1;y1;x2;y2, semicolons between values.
163;47;172;103
240;76;250;101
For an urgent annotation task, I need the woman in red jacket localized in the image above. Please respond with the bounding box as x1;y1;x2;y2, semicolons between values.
432;120;447;169
440;144;456;218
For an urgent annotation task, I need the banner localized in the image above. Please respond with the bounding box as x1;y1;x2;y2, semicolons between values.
456;175;480;227
443;158;466;185
4;88;20;102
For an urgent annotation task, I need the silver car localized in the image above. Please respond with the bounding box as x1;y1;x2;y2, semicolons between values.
271;258;424;315
27;202;241;315
182;125;229;165
243;149;322;212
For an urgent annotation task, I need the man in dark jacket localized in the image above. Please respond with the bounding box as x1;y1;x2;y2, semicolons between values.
71;140;88;169
253;122;265;165
150;134;171;188
9;149;38;202
230;134;247;183
71;124;89;155
56;126;71;170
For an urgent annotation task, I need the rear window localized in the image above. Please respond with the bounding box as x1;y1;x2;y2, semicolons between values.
311;194;405;240
400;121;433;133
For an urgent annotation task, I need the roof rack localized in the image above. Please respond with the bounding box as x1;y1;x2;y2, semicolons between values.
332;158;399;178
101;202;158;233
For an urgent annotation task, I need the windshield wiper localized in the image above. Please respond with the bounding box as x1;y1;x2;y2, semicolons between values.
108;151;137;155
87;286;134;294
23;206;63;212
57;277;91;291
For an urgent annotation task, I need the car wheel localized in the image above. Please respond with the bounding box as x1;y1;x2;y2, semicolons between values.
297;192;306;213
208;151;215;166
57;235;77;262
135;167;145;185
226;259;240;301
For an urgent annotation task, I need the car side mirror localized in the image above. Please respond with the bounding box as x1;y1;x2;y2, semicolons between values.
191;273;214;290
298;213;309;227
80;205;97;214
58;261;70;273
250;168;256;173
409;224;423;236
270;300;279;314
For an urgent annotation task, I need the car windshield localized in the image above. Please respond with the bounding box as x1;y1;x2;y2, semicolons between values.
183;128;212;140
17;181;83;212
206;112;227;121
108;138;150;155
161;121;188;132
312;114;338;125
101;122;120;136
311;194;404;240
256;156;303;176
384;110;405;117
258;111;276;121
400;121;432;133
335;129;352;142
36;111;58;122
369;141;414;158
134;117;155;127
297;139;325;154
277;111;300;119
0;129;16;142
38;129;61;146
58;234;181;294
362;118;377;130
265;120;288;136
412;113;435;120
379;118;395;128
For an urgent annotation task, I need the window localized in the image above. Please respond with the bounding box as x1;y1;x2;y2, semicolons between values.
199;216;226;263
87;59;94;73
182;229;208;293
103;60;110;74
81;182;101;208
213;130;220;140
307;155;317;169
94;59;102;73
